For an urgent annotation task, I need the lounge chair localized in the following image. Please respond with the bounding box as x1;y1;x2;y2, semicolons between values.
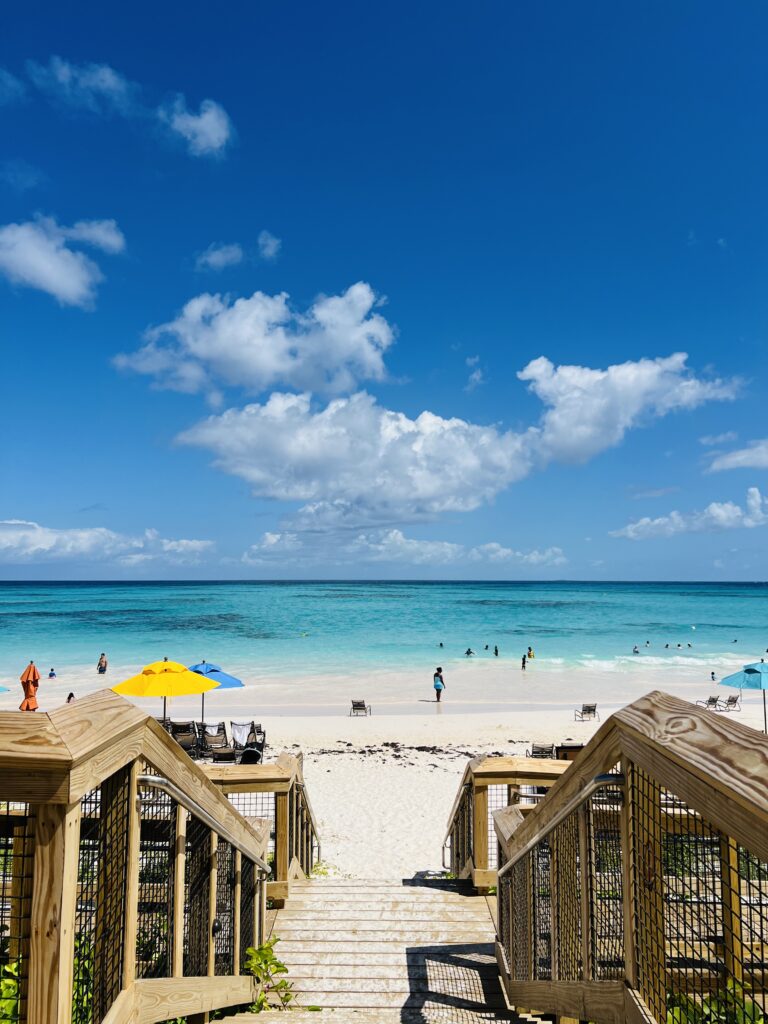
350;700;371;716
231;720;267;762
200;721;236;762
239;747;262;765
526;743;556;758
696;696;720;711
718;693;741;712
574;703;599;721
169;721;199;758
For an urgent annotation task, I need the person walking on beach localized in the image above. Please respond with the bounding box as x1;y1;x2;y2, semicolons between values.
19;661;40;712
97;652;108;675
433;667;445;702
494;645;499;657
521;654;527;671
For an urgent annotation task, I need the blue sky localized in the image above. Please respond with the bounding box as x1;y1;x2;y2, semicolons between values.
1;1;767;580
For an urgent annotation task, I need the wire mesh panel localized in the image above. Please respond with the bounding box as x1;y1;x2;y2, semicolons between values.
136;780;176;979
552;810;582;980
73;767;131;1024
214;840;235;976
448;785;473;876
509;855;532;980
589;787;624;979
532;839;552;979
184;815;211;977
226;791;275;859
240;857;257;967
0;802;33;1024
630;763;768;1024
487;785;508;871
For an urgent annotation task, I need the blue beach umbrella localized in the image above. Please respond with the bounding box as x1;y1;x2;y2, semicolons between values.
188;661;244;722
720;661;768;734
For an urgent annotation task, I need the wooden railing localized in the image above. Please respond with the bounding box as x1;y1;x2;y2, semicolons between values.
204;752;321;904
494;691;768;1024
0;690;274;1024
443;755;569;890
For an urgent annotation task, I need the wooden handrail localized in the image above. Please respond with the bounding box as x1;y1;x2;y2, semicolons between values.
493;691;768;1024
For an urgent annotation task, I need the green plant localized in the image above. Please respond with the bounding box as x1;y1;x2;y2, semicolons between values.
243;937;296;1012
72;933;94;1022
667;982;766;1024
0;958;19;1024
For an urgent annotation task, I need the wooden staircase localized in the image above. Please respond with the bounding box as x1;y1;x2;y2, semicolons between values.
220;877;528;1022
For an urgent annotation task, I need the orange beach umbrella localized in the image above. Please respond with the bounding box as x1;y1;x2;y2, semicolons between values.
19;661;40;712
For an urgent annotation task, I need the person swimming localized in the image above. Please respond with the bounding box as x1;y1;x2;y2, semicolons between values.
527;647;535;659
48;668;56;678
465;648;475;657
633;645;639;654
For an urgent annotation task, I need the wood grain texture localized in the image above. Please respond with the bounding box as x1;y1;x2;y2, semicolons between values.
27;800;81;1024
134;976;257;1024
506;980;625;1022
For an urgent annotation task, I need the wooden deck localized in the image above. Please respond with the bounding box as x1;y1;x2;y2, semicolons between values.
222;878;525;1022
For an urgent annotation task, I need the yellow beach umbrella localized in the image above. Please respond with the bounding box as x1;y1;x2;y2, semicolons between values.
113;658;219;722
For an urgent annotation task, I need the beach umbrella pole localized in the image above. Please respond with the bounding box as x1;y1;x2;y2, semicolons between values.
764;690;767;735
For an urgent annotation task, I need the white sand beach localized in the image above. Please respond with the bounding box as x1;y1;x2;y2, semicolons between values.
2;658;764;879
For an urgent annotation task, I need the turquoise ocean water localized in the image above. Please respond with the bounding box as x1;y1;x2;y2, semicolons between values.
0;581;766;683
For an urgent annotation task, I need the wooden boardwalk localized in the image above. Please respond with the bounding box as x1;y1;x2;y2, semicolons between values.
222;878;526;1023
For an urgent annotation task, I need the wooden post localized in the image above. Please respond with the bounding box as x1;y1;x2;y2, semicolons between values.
620;758;638;989
27;801;81;1024
171;806;187;977
274;791;289;897
233;850;242;975
122;763;141;989
720;834;744;983
578;804;593;981
633;772;666;1021
473;784;489;878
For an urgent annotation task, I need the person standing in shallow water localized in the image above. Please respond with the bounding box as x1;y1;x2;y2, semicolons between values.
521;654;527;671
97;653;108;675
433;667;445;702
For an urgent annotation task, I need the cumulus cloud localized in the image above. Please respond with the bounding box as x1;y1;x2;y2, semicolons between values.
195;242;243;272
241;528;565;568
116;282;395;398
180;391;534;524
468;543;567;566
0;520;214;564
0;68;26;105
159;96;232;156
465;368;485;392
708;439;768;472
0;214;125;307
700;431;737;447
25;56;234;159
175;352;736;528
518;353;738;464
610;487;768;540
258;230;281;260
26;56;136;114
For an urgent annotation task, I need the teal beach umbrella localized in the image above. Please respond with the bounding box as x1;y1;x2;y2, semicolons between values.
720;661;768;734
189;661;243;722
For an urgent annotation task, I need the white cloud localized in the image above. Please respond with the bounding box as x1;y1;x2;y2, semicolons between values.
258;230;281;260
0;68;26;105
700;431;737;447
465;367;484;392
26;56;136;114
176;353;735;528
195;242;243;272
610;486;768;540
241;528;565;569
0;520;213;564
0;215;125;307
180;391;534;524
116;282;395;398
159;95;232;156
468;542;567;566
709;439;768;472
518;353;738;464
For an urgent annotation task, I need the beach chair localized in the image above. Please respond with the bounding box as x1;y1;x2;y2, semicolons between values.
717;693;741;712
526;743;556;758
350;700;371;716
230;720;267;759
696;696;720;711
574;703;599;721
169;720;199;758
203;721;236;763
239;747;263;765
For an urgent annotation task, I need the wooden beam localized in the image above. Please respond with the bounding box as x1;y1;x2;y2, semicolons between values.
171;806;187;978
720;834;743;983
472;784;489;876
620;757;638;988
27;800;81;1024
134;975;257;1024
122;763;142;989
505;979;626;1023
